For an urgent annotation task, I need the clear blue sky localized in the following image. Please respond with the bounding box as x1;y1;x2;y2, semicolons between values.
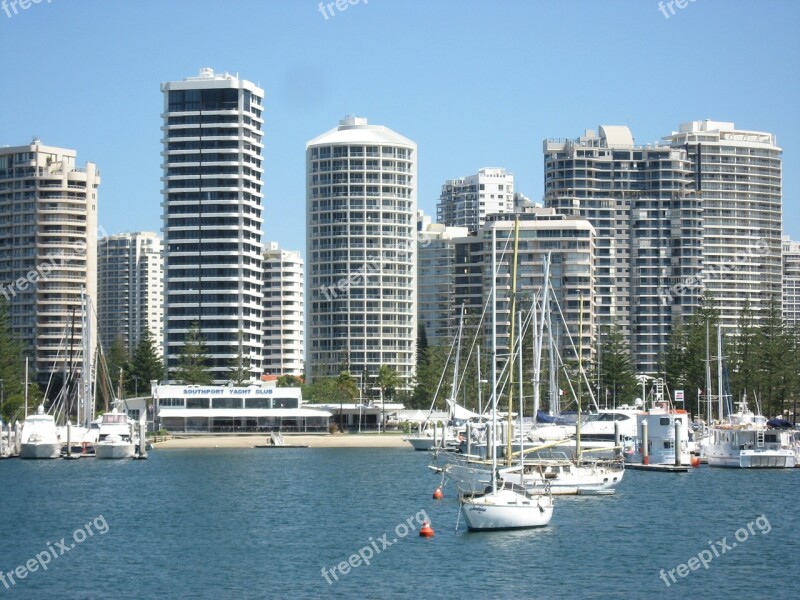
2;0;798;252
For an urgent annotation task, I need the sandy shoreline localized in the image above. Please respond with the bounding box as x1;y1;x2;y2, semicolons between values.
153;433;411;449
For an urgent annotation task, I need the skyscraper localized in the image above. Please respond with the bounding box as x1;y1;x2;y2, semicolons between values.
417;211;468;346
262;242;304;377
783;236;800;328
544;126;701;373
97;232;163;354
663;120;782;330
161;68;265;382
0;140;99;384
437;167;515;233
306;116;417;387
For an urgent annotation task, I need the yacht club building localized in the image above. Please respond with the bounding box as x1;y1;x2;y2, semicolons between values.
153;384;331;433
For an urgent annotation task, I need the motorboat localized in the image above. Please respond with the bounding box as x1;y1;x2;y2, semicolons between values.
94;408;136;459
19;405;62;459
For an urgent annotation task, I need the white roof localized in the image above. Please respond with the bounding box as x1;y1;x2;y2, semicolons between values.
158;408;332;418
306;117;416;149
599;125;634;148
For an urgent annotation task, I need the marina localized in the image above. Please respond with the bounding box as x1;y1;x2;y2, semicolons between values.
0;447;796;599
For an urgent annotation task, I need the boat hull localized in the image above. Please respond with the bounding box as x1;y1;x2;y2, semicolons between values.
403;437;436;451
461;489;553;530
95;442;136;459
19;442;62;459
708;451;795;469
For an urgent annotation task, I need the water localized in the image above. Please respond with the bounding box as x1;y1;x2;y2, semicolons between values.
1;449;798;599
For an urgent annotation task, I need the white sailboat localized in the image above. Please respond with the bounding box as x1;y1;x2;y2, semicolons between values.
460;222;554;530
706;327;795;469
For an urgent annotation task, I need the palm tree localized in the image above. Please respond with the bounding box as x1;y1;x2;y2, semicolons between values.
376;365;399;432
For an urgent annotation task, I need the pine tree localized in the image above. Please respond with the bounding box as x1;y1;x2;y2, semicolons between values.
174;322;213;385
128;328;164;394
0;299;39;420
595;325;639;406
228;331;250;386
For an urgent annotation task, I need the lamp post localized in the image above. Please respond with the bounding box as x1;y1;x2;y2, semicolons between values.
0;379;4;417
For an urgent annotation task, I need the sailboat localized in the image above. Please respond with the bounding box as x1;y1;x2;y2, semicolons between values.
706;327;795;468
460;221;554;530
505;282;623;495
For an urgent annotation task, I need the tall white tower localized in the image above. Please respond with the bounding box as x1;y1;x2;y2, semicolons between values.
663;120;782;330
161;68;265;382
306;116;417;388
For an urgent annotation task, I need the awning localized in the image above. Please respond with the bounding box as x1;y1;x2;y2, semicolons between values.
158;408;332;418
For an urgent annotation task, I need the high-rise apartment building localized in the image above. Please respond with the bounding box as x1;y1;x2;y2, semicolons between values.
455;210;595;361
97;232;163;354
544;126;701;373
262;242;304;377
161;68;265;382
0;140;99;384
417;211;468;346
783;236;800;328
663;120;782;330
437;167;514;233
306;116;417;387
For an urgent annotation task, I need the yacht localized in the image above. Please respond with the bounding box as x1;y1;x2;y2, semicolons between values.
94;408;136;459
19;405;62;459
527;407;639;459
707;401;795;468
705;327;795;469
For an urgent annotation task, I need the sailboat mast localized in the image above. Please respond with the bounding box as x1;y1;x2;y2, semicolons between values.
548;305;558;415
533;254;550;424
490;226;498;493
24;357;29;419
717;325;723;422
577;292;584;461
506;217;520;466
532;294;539;426
451;307;464;421
705;321;712;425
477;344;482;416
517;309;524;467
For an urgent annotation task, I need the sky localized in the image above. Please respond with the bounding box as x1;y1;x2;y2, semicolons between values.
1;0;799;254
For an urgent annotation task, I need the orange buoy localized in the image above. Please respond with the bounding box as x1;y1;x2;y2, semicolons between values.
691;456;701;468
419;521;434;537
432;486;443;500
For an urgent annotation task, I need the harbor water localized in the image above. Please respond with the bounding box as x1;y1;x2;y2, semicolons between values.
0;448;798;599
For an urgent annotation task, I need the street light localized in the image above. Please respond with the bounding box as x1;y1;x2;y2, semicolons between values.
0;379;4;417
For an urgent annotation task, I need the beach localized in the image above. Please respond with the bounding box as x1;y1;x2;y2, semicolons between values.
153;433;410;449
